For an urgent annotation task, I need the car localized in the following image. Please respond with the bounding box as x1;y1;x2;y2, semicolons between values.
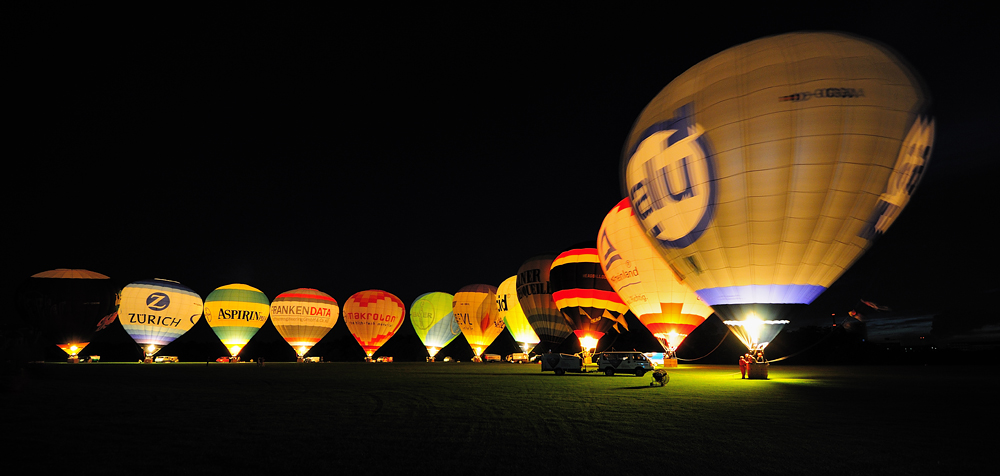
154;356;179;363
507;353;530;363
595;351;655;376
539;353;583;375
482;354;502;363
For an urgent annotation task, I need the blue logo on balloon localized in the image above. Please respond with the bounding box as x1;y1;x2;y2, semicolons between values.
625;103;717;249
146;292;171;311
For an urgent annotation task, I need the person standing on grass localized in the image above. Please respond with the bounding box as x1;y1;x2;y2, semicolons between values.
739;353;749;378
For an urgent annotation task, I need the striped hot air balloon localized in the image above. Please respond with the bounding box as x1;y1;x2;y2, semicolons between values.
549;243;629;353
515;254;572;353
204;284;270;358
597;198;713;359
270;288;339;361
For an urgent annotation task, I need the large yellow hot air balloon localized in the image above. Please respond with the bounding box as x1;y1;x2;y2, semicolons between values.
453;284;505;360
621;32;933;357
497;275;539;354
270;288;340;361
343;290;405;361
410;291;461;360
204;284;270;359
119;279;204;361
598;198;714;358
516;254;572;353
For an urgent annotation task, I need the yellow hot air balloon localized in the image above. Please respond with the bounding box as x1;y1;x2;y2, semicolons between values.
621;32;933;357
410;291;461;360
343;290;405;361
453;284;505;360
497;275;539;354
270;288;340;361
204;284;270;359
118;279;204;361
598;198;714;360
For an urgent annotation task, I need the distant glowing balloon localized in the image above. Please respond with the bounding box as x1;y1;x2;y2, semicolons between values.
516;254;572;352
204;284;270;357
453;284;505;358
343;290;406;359
549;243;630;352
621;32;933;356
410;291;461;359
118;279;204;360
597;198;713;355
15;269;119;360
497;275;538;354
270;288;340;359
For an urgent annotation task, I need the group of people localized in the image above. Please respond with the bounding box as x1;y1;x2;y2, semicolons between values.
738;350;765;379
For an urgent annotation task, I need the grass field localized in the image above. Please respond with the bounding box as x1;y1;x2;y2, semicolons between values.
3;362;994;475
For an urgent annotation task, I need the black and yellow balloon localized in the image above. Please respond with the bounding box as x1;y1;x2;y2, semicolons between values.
621;32;933;352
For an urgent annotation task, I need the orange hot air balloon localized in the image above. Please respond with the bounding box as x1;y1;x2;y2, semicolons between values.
598;197;713;357
549;243;630;353
270;288;340;360
452;284;505;360
343;290;405;361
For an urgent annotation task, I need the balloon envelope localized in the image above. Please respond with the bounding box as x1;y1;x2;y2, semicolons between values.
497;275;538;353
410;291;461;358
549;243;630;351
453;284;505;357
598;198;713;353
118;279;204;353
621;32;933;347
15;269;119;356
343;290;406;358
516;254;572;352
270;288;340;358
204;284;270;357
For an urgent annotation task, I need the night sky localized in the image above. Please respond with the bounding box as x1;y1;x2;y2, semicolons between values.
6;6;998;351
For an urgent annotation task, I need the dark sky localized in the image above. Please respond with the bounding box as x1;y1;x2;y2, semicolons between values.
7;6;998;337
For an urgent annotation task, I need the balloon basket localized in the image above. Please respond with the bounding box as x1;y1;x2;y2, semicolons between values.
748;362;769;379
67;356;80;364
661;358;678;368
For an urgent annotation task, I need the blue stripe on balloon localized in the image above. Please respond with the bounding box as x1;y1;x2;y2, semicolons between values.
696;285;827;306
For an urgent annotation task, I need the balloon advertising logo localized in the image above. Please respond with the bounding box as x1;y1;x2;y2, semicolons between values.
858;117;935;240
625;103;717;249
146;292;171;311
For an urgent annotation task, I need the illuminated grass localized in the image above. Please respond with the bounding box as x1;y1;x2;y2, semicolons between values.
2;363;993;475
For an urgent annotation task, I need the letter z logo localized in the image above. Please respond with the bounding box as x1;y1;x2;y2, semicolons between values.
146;292;171;311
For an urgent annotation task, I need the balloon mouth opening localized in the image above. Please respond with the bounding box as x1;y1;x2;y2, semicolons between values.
57;343;89;357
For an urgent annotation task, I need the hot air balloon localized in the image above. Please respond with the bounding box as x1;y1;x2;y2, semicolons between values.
598;197;714;361
15;269;119;362
452;284;505;361
343;290;405;361
204;284;270;360
620;32;933;359
118;279;204;361
270;288;339;361
549;243;630;355
516;254;572;353
497;275;539;354
410;291;461;361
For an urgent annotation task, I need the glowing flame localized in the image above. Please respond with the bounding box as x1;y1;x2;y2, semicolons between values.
426;346;440;358
228;344;243;356
57;343;88;357
723;313;789;352
577;335;600;352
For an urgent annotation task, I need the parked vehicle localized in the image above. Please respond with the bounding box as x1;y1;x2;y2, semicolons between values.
507;353;530;363
595;351;655;376
539;353;583;375
154;356;179;363
483;354;502;363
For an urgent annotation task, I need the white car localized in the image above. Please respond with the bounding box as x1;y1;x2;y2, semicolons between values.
596;352;654;376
